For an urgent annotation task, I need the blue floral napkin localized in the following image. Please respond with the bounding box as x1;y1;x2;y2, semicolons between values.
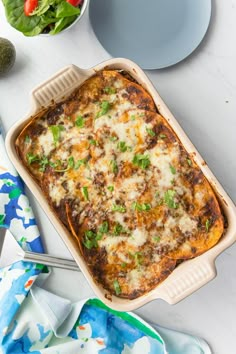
0;125;45;348
0;128;211;354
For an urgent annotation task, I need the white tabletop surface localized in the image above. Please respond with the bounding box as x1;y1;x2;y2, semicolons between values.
1;1;236;353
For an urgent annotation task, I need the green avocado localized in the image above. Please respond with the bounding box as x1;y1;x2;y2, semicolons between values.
0;37;16;75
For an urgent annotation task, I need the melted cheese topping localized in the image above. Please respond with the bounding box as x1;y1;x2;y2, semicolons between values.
18;70;223;299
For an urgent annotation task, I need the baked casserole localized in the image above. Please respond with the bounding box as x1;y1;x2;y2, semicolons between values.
16;70;224;299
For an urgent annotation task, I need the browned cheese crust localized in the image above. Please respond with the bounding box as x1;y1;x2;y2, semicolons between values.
15;70;225;299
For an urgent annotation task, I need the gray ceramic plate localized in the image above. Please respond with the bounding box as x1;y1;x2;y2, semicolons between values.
89;0;211;69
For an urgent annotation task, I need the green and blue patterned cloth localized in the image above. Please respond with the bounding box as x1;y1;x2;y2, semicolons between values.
0;128;211;354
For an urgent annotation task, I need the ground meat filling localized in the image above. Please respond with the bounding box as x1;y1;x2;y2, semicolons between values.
16;70;224;299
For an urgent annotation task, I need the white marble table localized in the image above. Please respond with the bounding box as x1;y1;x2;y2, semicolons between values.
0;1;236;353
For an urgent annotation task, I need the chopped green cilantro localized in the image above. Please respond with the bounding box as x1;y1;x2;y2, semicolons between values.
130;115;136;121
170;164;176;175
95;232;103;241
164;190;178;209
121;262;127;268
153;236;161;242
85;230;96;239
112;204;126;213
132;154;150;170
98;221;109;234
110;160;118;174
81;186;89;201
68;156;75;168
75;159;87;169
83;230;98;249
113;279;121;295
117;141;128;152
83;223;111;245
205;219;211;232
107;185;114;192
131;202;151;212
54;156;74;172
50;159;62;168
96;100;111;118
75;115;84;128
39;156;49;172
26;152;39;165
49;125;65;145
109;136;118;142
134;252;143;266
187;158;192;166
159;134;166;139
113;223;126;235
89;139;98;146
146;128;155;137
25;135;30;143
49;161;56;168
104;87;116;94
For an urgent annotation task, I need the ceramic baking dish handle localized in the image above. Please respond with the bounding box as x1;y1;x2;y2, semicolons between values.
30;65;84;110
154;257;217;304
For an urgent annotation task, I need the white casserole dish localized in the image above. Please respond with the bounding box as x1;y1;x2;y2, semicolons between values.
5;58;236;311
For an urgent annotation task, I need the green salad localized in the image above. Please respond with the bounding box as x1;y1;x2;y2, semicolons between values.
3;0;83;36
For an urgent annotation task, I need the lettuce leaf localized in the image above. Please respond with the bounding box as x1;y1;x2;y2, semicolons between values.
3;0;42;33
55;1;80;18
49;14;77;35
31;0;54;16
24;12;58;36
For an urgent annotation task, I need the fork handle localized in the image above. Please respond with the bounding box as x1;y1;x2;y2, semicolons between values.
20;251;80;272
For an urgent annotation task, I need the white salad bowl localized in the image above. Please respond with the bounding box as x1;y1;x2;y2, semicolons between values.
40;0;89;36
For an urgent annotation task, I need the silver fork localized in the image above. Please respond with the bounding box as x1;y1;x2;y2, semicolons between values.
0;230;80;271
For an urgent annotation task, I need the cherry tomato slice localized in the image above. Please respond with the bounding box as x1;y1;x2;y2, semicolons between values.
24;0;38;16
66;0;83;6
